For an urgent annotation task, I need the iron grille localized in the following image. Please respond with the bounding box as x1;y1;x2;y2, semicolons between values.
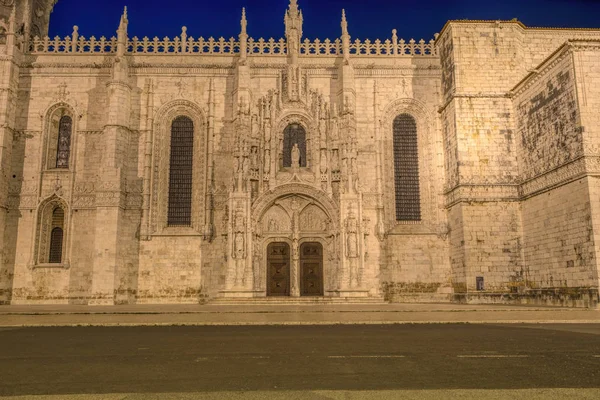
49;207;64;263
167;116;194;226
283;123;307;167
393;114;421;221
56;116;72;168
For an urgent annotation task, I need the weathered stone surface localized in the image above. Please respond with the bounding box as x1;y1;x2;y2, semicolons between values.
0;2;598;307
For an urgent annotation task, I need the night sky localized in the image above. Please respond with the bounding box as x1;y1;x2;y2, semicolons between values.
48;0;600;42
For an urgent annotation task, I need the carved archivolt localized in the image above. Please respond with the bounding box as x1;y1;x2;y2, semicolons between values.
299;204;329;233
150;99;207;235
262;204;292;233
252;183;339;231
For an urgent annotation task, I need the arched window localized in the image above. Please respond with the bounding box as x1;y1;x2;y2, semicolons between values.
393;114;421;221
283;123;307;168
46;109;74;170
55;116;72;168
48;207;65;263
167;116;194;226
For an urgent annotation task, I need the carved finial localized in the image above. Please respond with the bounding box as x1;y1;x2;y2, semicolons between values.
241;8;247;35
341;9;348;36
285;0;303;63
117;6;129;56
341;10;350;62
239;8;248;63
8;5;15;32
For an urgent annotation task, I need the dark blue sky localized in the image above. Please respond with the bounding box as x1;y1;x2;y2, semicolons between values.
49;0;600;42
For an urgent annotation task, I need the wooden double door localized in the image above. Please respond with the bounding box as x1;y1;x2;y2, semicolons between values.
267;242;324;297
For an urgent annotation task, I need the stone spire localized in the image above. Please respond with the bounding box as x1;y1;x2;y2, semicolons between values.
241;7;248;36
116;6;128;57
285;0;303;64
239;8;248;63
341;9;350;63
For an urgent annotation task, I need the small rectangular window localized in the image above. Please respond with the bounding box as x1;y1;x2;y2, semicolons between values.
476;276;484;291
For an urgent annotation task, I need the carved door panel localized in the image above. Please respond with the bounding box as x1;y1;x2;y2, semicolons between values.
300;242;324;296
267;242;290;296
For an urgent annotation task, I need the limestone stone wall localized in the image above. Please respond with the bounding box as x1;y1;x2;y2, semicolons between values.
514;44;599;306
439;21;600;306
3;5;600;306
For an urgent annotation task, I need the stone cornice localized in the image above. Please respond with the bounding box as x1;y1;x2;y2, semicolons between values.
445;184;520;208
511;40;600;99
445;156;600;206
510;44;572;98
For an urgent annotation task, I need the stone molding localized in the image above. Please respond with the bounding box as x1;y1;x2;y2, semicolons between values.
445;156;600;205
511;44;572;98
445;184;520;207
149;98;207;236
379;97;439;230
252;183;340;231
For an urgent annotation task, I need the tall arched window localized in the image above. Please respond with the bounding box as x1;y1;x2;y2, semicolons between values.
167;116;194;226
49;207;65;263
46;109;74;170
55;116;72;168
283;123;307;168
393;114;421;221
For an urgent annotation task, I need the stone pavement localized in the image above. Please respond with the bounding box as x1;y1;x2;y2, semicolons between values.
0;303;598;327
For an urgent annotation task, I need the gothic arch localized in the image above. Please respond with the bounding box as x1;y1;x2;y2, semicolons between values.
379;97;437;231
41;102;79;171
33;194;70;267
381;97;434;129
252;183;339;231
150;99;207;234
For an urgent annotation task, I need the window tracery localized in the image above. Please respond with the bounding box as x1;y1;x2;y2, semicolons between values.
45;107;74;170
55;116;72;168
35;196;69;266
167;116;194;226
48;208;64;263
393;114;421;221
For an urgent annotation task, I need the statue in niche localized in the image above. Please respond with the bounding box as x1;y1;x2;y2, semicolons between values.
331;150;339;172
251;115;259;138
250;146;258;170
345;209;358;259
268;218;279;232
291;143;300;169
320;149;328;174
264;149;271;174
233;210;246;258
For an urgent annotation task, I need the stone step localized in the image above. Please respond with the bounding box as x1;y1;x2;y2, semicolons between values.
210;296;387;305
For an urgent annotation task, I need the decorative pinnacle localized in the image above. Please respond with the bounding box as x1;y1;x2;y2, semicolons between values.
121;6;128;25
241;7;247;35
341;9;348;36
8;5;16;32
289;0;299;14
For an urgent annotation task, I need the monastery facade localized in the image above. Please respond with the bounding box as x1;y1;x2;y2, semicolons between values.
0;0;599;307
